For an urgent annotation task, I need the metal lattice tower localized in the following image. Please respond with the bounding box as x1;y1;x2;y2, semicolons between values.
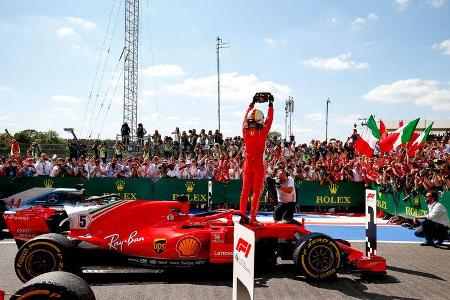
123;0;139;140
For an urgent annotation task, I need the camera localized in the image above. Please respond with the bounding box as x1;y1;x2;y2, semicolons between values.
274;177;282;187
253;92;274;103
402;190;419;202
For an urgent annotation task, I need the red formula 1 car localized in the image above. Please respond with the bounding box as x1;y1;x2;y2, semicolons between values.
12;197;386;283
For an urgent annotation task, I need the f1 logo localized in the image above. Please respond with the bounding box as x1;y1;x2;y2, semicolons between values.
367;193;375;199
236;238;251;258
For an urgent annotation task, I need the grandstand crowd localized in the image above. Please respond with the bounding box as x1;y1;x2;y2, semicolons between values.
1;128;449;193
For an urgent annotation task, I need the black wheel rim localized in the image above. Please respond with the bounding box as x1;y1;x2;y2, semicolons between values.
307;245;334;272
25;249;58;277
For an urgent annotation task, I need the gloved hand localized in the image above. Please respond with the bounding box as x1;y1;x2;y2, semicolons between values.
268;94;274;107
251;95;257;106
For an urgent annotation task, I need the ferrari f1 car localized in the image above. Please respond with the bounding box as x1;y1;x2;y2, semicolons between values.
13;197;386;283
1;187;122;246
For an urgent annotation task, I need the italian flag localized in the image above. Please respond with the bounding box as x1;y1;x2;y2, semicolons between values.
407;122;433;157
354;115;380;157
379;118;420;152
379;119;388;139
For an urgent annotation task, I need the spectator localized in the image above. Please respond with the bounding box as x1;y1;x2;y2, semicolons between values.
352;162;365;182
68;139;79;160
89;159;104;178
113;140;125;160
121;123;131;145
99;142;108;163
35;153;52;176
91;140;100;157
172;127;181;157
142;142;151;160
136;123;147;146
50;158;73;177
4;157;19;177
79;140;88;158
29;142;42;159
10;139;20;156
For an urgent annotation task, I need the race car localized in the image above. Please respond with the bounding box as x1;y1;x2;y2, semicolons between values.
12;197;386;283
1;187;85;212
1;187;122;246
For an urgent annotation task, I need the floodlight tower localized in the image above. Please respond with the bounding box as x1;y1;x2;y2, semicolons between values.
123;0;139;141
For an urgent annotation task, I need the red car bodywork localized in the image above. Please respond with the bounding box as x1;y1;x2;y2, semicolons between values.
3;207;62;243
60;199;386;273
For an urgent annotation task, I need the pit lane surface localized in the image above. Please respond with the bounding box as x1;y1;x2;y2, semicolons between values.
1;240;449;300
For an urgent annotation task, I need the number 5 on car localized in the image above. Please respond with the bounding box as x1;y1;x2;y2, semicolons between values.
70;214;91;229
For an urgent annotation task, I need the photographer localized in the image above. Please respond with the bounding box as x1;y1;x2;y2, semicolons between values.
18;158;36;177
50;158;73;177
121;122;131;145
273;169;296;222
136;123;147;146
414;191;449;246
34;153;52;176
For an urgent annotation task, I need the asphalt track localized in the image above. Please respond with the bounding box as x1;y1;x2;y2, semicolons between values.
1;240;449;300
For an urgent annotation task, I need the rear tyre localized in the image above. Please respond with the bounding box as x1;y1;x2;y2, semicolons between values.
10;271;95;300
293;232;341;281
15;234;74;283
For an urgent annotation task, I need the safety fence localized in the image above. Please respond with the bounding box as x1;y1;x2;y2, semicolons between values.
0;177;448;219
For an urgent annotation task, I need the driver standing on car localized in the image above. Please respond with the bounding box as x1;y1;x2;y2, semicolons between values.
239;93;274;224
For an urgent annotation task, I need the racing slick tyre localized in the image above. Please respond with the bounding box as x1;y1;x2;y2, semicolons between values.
293;232;341;281
10;271;95;300
15;233;74;283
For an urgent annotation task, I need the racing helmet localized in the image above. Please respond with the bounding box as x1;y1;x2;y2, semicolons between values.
247;108;265;127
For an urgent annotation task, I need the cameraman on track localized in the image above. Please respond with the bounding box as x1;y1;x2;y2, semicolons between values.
273;169;296;223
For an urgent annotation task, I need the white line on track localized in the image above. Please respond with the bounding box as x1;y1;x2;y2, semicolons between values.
0;240;15;244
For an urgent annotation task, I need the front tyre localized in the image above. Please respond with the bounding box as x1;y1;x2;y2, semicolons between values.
15;234;73;283
293;232;341;281
10;271;95;300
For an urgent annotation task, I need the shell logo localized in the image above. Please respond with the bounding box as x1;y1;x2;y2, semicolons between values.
176;236;201;257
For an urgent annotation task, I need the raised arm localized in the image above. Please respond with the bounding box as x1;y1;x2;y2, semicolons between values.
263;104;274;135
242;103;254;134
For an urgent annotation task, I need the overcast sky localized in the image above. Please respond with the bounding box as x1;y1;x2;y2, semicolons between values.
0;0;449;142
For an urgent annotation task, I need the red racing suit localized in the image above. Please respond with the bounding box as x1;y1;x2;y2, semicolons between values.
239;103;273;220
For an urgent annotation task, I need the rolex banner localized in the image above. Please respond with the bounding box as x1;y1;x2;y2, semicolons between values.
296;181;365;207
85;178;154;200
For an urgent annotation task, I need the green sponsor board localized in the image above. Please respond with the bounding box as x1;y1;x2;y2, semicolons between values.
397;191;429;218
84;178;153;200
212;180;238;205
372;183;450;220
9;177;84;194
153;178;209;203
371;183;398;215
211;180;272;206
296;181;365;207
